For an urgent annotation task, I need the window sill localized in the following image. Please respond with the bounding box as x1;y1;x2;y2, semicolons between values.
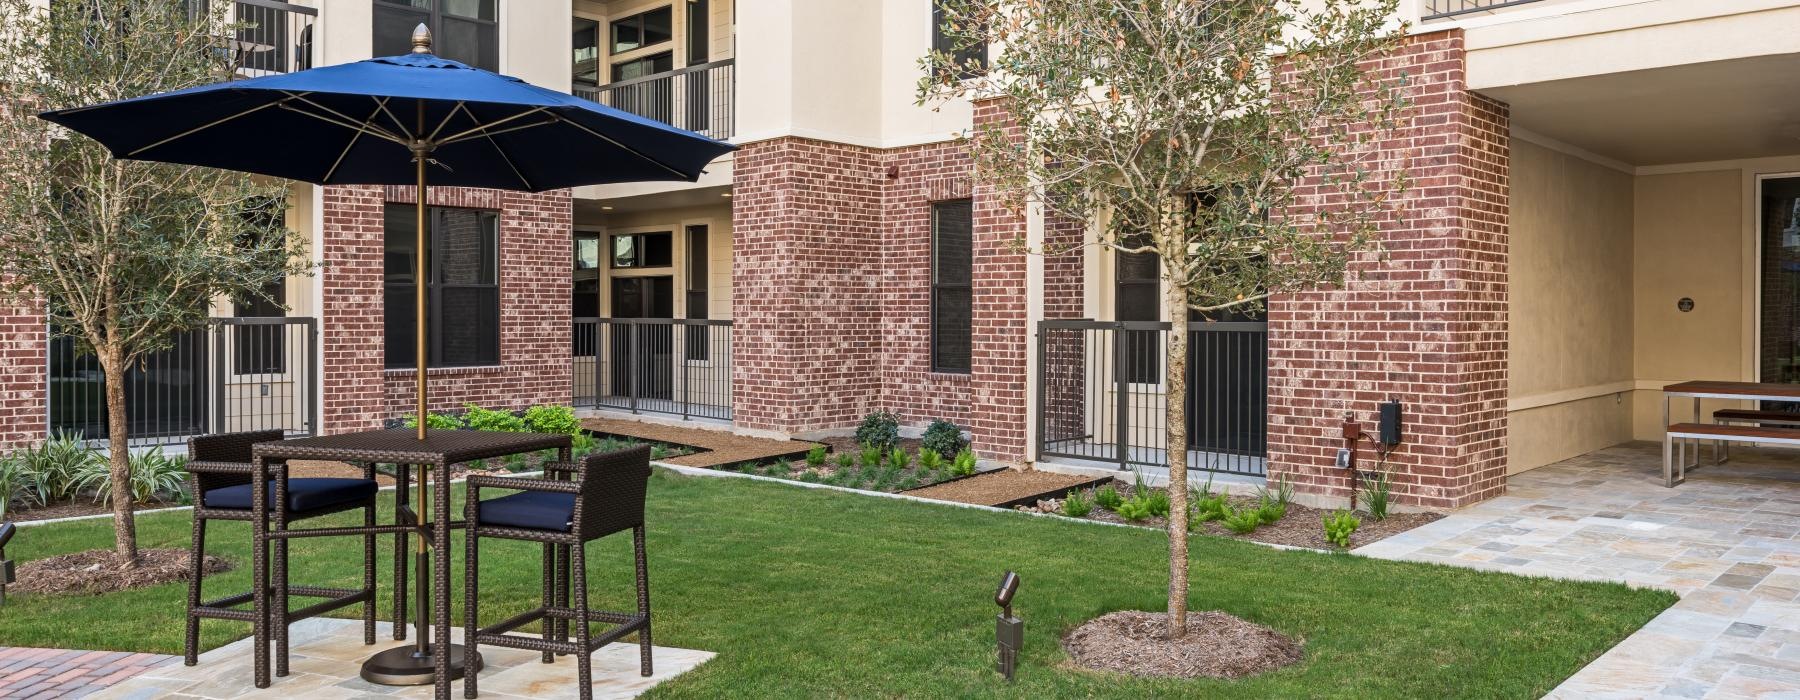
384;365;508;378
928;371;973;382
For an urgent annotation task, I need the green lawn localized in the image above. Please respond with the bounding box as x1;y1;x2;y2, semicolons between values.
0;470;1674;698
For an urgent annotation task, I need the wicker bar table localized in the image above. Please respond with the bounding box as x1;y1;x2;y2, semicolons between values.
252;428;571;699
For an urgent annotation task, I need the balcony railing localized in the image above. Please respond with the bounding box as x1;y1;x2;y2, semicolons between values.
1037;320;1268;476
194;0;317;75
1422;0;1546;20
48;317;319;447
573;318;733;421
574;59;736;141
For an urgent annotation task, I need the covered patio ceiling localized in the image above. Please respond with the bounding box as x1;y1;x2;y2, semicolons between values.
1480;52;1800;167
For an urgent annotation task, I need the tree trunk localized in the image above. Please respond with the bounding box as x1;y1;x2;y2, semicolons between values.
1163;236;1191;639
99;344;139;566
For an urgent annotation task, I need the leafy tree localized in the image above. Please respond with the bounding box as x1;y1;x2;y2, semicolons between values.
921;0;1409;638
0;0;310;564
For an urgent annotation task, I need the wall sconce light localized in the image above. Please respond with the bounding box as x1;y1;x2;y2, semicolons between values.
994;570;1022;681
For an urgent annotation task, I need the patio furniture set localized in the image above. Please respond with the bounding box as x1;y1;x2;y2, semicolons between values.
182;427;655;700
1661;381;1800;486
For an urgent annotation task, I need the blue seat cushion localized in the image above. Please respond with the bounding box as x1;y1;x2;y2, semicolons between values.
203;478;378;512
477;491;576;532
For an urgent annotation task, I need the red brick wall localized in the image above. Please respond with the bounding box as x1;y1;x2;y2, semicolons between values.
879;140;975;429
730;138;886;434
0;285;44;450
967;99;1031;460
1266;29;1510;509
318;185;572;433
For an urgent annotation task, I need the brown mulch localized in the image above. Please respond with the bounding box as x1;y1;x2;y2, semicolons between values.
5;497;188;524
817;436;924;456
14;548;230;596
900;468;1096;507
1042;483;1441;550
1063;610;1303;679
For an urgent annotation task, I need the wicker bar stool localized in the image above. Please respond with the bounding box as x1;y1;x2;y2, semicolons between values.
183;429;384;671
463;445;654;699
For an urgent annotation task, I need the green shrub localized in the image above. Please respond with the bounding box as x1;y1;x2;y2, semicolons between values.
854;410;900;452
1114;495;1154;521
763;461;791;478
888;447;911;470
403;412;464;431
834;452;855;470
917;448;944;473
1146;488;1171;518
1222;504;1262;534
69;446;187;506
1192;493;1230;523
650;444;669;460
1060;489;1093;517
805;444;828;468
896;474;920;491
463;404;526;432
523;405;581;436
571;432;599;460
1257;500;1287;525
0;452;43;520
858;443;883;470
1323;510;1361;548
948;449;977;477
920;419;965;457
1360;469;1391;521
21;432;99;501
797;470;821;484
1094;484;1123;510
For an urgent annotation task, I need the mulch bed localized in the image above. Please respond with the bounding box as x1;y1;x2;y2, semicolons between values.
817;435;924;456
15;548;229;596
899;469;1097;507
5;497;186;524
1063;610;1303;679
1034;482;1442;550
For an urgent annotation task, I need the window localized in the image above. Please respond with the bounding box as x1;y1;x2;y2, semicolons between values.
383;204;501;368
572;17;600;86
611;231;673;269
931;0;987;79
1116;243;1162;384
685;224;709;360
610;6;672;54
374;0;498;71
686;0;709;65
611;52;674;81
931;200;973;373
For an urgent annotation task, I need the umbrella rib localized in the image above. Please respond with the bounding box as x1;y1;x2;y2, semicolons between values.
436;117;559;145
427;102;466;143
432;107;552;146
374;99;417;141
125;97;295;157
479;129;534;191
322;98;394;184
280;92;409;145
556;116;698;181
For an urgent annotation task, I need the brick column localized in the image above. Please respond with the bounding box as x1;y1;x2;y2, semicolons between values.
731;137;886;433
967;99;1031;461
0;288;45;450
319;185;388;434
1266;29;1509;509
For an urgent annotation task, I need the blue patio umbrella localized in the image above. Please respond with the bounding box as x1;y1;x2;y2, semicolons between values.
40;24;735;440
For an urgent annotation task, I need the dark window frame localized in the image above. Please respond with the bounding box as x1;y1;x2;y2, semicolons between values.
609;5;673;55
373;0;499;71
573;16;601;87
610;231;674;269
930;199;973;374
383;204;502;369
685;224;710;361
931;0;988;80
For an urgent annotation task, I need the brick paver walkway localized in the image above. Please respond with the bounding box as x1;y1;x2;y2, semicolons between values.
0;647;174;699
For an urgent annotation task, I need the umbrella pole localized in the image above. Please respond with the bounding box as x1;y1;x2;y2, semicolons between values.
415;101;429;441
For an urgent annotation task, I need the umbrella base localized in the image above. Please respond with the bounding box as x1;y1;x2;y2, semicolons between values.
360;644;482;686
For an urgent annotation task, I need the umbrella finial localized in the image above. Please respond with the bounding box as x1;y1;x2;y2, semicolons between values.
411;23;432;54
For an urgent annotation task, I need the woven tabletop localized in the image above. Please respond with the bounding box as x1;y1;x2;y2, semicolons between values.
253;428;570;464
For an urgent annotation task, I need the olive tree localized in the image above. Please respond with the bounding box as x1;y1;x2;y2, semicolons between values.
921;0;1409;637
0;0;309;564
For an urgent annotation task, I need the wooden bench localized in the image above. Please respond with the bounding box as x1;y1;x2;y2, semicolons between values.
1709;409;1800;462
1665;423;1800;486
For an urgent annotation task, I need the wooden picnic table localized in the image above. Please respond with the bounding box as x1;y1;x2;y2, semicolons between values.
1661;381;1800;486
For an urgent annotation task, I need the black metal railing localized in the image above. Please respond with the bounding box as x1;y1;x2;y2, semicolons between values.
574;59;736;140
1422;0;1546;20
192;0;317;75
1037;320;1268;476
573;318;732;421
48;317;318;447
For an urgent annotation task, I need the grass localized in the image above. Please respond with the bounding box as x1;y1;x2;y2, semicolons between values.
0;470;1674;698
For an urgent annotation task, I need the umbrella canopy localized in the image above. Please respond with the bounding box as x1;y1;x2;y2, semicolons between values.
40;26;735;441
40;36;733;191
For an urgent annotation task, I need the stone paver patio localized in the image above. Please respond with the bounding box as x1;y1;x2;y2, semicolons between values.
0;647;174;699
1356;441;1800;699
88;618;711;699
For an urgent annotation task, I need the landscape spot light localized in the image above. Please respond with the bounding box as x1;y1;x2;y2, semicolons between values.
994;570;1022;681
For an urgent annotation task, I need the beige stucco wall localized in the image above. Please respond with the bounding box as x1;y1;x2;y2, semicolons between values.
1506;138;1636;473
1629;169;1747;440
583;203;733;320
